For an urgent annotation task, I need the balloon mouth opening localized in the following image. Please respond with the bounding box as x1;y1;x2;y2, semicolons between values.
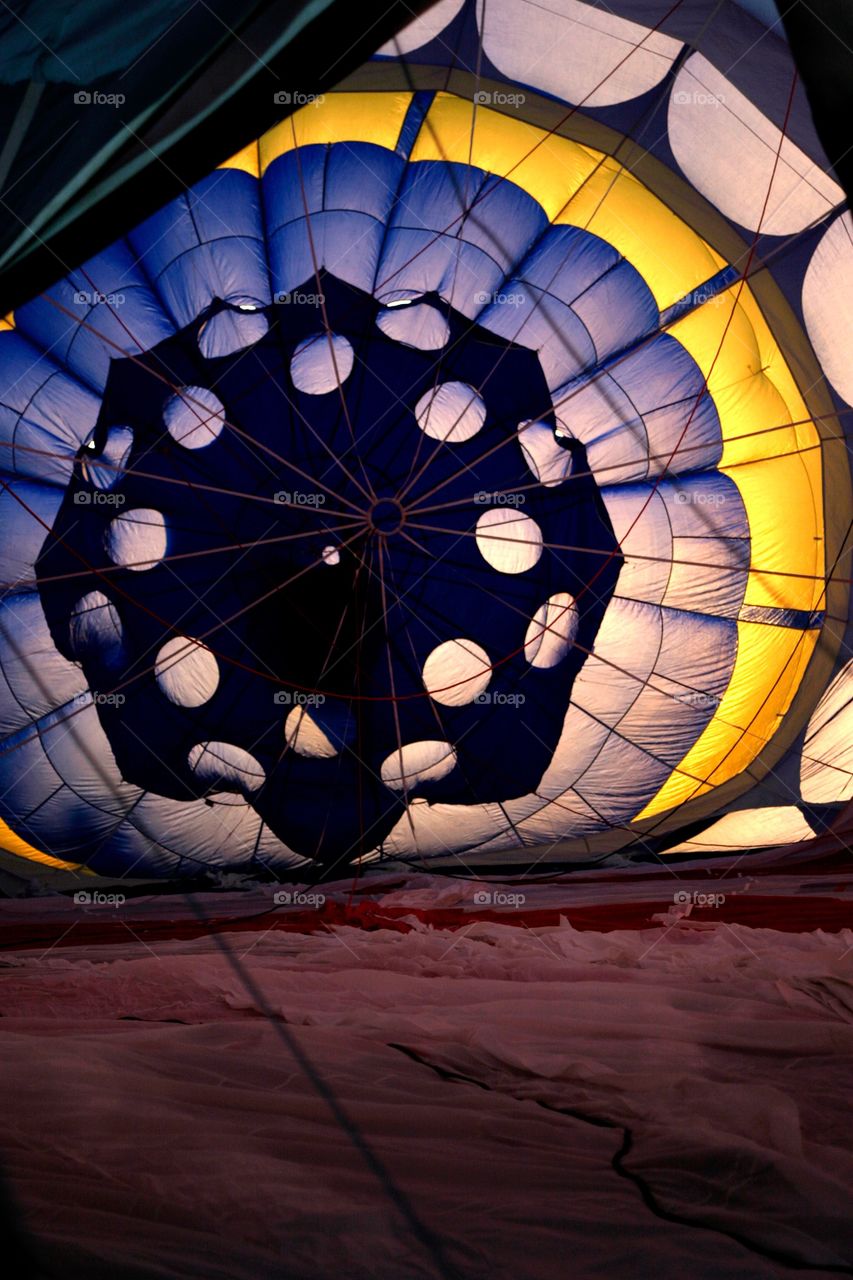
368;498;405;535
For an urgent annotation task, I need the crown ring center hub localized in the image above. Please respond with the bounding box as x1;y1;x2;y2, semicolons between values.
369;497;405;535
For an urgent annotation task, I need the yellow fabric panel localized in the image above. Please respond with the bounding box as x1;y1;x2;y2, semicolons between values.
557;161;725;311
639;623;819;821
410;92;602;222
0;817;83;871
259;92;413;172
667;289;823;611
411;94;724;309
219;140;260;176
640;280;824;821
733;452;824;612
0;313;14;331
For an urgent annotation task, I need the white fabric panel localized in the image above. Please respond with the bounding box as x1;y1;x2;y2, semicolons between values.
105;508;167;571
802;212;853;408
604;474;748;618
479;283;596;389
665;473;747;538
475;507;543;573
188;742;266;795
154;638;220;709
376;165;545;319
524;593;578;668
376;302;450;351
506;784;605;843
163;387;225;450
616;609;736;767
377;0;464;54
0;695;91;823
557;731;671;833
663;806;817;853
800;659;853;804
555;344;722;486
531;703;613;800
481;0;682;108
601;485;671;606
569;597;662;727
120;790;288;867
285;707;338;758
83;426;133;491
0;480;62;587
197;308;269;359
518;421;573;486
415;381;486;442
69;592;124;667
668;54;843;235
0;595;86;735
16;243;175;394
290;334;354;394
131;174;270;329
0;335;101;487
11;784;127;856
380;740;457;791
39;699;141;817
254;820;309;867
666;535;749;620
422;638;492;706
381;797;519;857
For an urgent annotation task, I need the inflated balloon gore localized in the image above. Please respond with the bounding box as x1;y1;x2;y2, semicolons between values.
1;0;850;879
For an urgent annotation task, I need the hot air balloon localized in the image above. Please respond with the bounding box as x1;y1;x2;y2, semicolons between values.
0;0;850;880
